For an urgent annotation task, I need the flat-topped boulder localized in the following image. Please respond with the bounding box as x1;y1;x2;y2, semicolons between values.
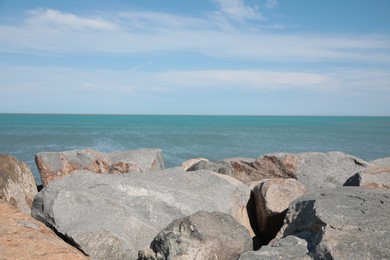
139;211;252;260
274;187;390;259
0;201;88;260
344;168;390;189
188;152;373;190
32;168;252;259
35;148;164;186
0;154;37;213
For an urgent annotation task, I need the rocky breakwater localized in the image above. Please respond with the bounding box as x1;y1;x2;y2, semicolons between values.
26;149;390;259
32;168;253;259
35;148;164;186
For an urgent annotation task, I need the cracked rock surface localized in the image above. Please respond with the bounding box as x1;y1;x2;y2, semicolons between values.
274;187;390;259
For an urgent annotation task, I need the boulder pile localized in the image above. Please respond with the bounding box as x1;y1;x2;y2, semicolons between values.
0;149;389;259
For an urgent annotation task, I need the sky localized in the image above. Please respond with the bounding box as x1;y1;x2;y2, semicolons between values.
0;0;389;116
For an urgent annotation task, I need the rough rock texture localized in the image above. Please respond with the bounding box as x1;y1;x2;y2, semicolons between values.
138;211;252;260
32;168;252;260
239;236;311;260
370;157;390;168
36;148;164;186
180;157;208;171
0;201;88;260
344;168;390;189
188;155;297;184
0;154;37;213
275;187;390;259
188;152;371;190
251;179;307;244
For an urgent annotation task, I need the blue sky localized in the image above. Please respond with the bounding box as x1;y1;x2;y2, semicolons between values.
0;0;389;115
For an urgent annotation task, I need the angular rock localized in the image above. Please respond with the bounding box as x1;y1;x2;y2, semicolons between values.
0;154;37;213
369;157;390;168
180;157;208;171
0;201;88;260
239;235;311;260
275;187;390;259
188;155;297;184
32;168;252;259
35;148;164;186
138;211;252;260
188;152;371;190
251;179;307;244
344;168;390;189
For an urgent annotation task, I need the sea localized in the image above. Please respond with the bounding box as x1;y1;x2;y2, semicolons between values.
1;114;389;185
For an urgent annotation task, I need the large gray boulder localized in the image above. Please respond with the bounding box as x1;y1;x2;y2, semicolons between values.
251;179;307;244
275;187;390;259
138;211;252;260
35;148;164;186
344;168;390;189
0;154;37;213
32;168;252;259
239;235;311;260
188;155;296;184
188;152;372;189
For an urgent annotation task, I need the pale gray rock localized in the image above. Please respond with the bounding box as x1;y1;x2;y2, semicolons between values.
239;236;311;260
369;157;390;168
251;179;307;244
180;157;208;171
344;168;390;189
35;148;164;186
188;152;371;190
0;154;37;213
275;187;390;259
138;211;252;260
32;168;252;260
188;156;295;184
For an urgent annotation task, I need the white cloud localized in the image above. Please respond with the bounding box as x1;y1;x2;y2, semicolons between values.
212;0;263;20
0;8;389;64
26;9;118;31
265;0;279;9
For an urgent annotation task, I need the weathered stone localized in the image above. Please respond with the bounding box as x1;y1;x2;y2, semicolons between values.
251;179;307;244
0;154;37;213
180;157;208;171
275;187;390;259
138;211;252;260
188;155;296;184
344;168;390;189
0;201;88;260
289;152;373;190
188;152;369;189
32;168;252;259
35;148;164;186
239;236;311;260
369;157;390;168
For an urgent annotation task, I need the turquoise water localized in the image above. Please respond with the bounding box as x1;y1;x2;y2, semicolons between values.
1;114;389;185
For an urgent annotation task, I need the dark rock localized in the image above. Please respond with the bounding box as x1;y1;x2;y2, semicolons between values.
0;154;37;213
275;187;390;259
138;211;252;260
32;168;252;259
35;148;164;186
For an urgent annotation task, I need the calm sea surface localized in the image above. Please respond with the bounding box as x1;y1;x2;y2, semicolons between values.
1;114;389;184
